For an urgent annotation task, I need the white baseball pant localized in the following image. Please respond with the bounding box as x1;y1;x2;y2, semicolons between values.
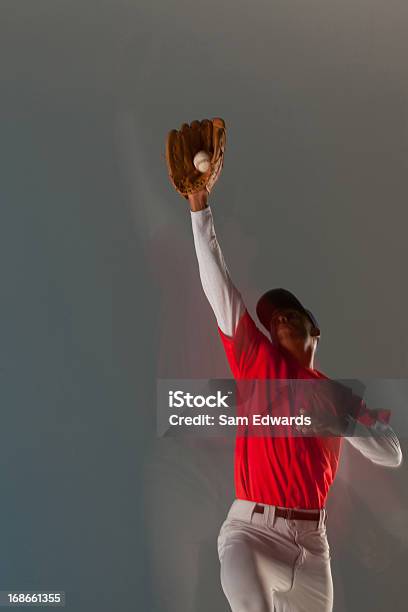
217;499;333;612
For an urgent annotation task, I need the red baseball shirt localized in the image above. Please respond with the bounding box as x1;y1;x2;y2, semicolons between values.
218;308;343;510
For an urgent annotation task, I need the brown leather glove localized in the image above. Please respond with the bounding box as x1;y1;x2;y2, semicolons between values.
165;117;226;199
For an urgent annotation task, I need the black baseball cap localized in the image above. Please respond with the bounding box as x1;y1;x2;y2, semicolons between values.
256;288;319;332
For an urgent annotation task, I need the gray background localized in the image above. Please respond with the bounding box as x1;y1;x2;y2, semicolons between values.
1;1;408;610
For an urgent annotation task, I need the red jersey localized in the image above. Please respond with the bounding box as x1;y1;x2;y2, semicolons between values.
218;309;343;509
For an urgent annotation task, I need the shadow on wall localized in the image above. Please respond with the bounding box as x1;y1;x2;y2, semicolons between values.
327;439;408;612
143;437;235;612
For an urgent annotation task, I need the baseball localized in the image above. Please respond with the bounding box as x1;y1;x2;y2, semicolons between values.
193;150;211;173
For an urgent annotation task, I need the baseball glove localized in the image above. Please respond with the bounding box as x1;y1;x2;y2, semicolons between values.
165;117;226;199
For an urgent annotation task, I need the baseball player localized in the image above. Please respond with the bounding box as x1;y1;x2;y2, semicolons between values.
165;118;403;612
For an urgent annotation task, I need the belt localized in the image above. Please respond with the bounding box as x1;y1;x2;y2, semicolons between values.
253;504;321;521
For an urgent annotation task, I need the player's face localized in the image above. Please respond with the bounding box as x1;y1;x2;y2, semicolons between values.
269;308;317;349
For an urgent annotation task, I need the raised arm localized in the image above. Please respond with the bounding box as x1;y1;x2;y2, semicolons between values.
165;117;246;338
188;190;245;337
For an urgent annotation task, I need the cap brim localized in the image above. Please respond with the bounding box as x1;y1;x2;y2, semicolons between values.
256;288;318;331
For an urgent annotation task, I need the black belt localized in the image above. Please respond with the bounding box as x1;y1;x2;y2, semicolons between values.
253;504;321;521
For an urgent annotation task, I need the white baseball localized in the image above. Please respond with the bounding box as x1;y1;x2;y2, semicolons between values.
193;150;211;173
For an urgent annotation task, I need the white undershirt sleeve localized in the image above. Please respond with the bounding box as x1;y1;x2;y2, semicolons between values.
190;206;246;337
344;419;403;467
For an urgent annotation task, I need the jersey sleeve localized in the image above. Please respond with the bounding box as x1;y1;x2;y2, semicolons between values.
217;308;271;378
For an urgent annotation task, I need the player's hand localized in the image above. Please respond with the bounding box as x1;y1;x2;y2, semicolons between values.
165;118;226;200
188;189;208;212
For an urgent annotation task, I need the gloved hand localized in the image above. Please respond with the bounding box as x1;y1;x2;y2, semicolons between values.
165;117;226;199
